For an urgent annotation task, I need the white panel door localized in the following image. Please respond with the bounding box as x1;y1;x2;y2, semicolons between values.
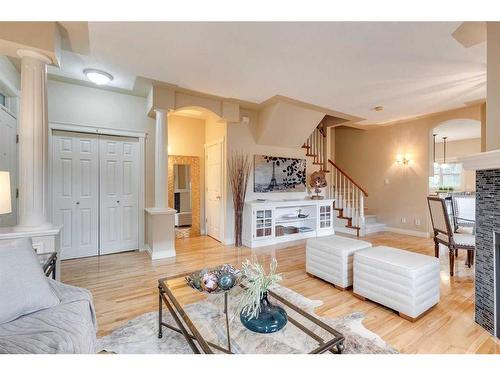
52;131;99;259
99;136;139;254
0;108;17;227
205;141;223;242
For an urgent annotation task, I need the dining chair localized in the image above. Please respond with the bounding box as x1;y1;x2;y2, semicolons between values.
427;196;475;276
451;193;476;233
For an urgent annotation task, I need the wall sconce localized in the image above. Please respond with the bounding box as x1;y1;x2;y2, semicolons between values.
396;154;412;166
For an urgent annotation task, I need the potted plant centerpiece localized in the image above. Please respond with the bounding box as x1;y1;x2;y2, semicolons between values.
239;258;288;334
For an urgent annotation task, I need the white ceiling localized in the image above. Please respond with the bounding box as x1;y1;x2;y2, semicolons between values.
433;119;481;142
48;22;486;124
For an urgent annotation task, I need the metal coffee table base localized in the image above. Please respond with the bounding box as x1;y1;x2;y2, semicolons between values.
158;284;233;354
157;278;345;354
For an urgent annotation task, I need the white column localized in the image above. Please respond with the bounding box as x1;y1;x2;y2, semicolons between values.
145;108;175;260
16;49;52;229
154;109;168;208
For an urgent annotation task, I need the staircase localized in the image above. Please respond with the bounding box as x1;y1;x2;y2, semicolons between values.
302;122;386;237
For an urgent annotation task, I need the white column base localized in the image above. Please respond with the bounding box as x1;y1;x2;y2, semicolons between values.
145;207;176;260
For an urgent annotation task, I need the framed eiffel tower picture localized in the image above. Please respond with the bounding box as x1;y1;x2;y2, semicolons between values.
253;155;306;193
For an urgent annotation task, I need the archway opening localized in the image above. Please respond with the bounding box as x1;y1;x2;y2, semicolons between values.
168;106;227;240
428;119;481;195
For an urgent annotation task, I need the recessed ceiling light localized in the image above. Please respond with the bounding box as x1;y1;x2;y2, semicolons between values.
83;69;113;85
372;106;384;112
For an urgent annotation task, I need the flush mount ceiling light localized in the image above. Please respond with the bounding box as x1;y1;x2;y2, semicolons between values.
83;69;113;85
372;106;384;112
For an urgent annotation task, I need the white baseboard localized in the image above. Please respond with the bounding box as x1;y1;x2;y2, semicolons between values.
224;237;235;245
144;244;176;260
333;226;358;236
385;226;431;238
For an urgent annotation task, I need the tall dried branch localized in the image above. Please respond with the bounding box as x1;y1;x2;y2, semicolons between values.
228;152;251;247
228;152;251;214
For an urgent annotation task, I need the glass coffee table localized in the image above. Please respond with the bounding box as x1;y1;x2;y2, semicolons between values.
157;270;345;354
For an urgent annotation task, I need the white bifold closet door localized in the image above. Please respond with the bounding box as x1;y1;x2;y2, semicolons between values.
52;131;100;259
52;132;139;259
99;135;139;255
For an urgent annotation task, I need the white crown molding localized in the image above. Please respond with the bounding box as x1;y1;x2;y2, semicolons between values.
459;149;500;171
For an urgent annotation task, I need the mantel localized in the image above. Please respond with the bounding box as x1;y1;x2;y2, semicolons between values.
459;149;500;171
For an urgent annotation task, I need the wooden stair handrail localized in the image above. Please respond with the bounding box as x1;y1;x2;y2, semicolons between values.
328;159;368;197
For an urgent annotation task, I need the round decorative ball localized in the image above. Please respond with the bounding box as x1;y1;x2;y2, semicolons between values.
202;272;218;292
192;278;202;290
219;273;235;290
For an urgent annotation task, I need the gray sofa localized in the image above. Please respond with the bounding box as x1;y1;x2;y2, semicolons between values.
0;279;97;354
0;238;97;354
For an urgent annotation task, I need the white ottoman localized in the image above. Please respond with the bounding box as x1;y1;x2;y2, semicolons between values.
306;235;372;290
353;246;440;321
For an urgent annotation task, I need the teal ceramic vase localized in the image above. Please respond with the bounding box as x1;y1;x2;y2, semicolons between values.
240;292;288;334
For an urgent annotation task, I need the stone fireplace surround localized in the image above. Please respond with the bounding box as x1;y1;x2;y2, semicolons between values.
460;149;500;338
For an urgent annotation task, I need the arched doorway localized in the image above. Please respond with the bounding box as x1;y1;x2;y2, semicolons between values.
428;119;481;195
167;106;227;241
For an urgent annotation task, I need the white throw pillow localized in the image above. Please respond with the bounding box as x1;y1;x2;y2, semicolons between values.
0;238;60;325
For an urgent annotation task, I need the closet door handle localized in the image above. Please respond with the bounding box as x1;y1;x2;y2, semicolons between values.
116;200;120;204
76;202;80;205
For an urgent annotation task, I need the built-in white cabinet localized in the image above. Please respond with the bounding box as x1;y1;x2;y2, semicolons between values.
319;204;333;230
243;199;335;248
254;208;274;239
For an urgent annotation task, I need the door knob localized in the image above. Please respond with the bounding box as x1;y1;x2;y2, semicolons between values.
117;200;120;204
76;202;80;205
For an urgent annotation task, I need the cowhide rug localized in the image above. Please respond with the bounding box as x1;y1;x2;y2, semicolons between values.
97;285;397;354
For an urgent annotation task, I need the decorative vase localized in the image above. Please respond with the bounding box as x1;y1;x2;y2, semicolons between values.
240;292;288;334
234;209;243;247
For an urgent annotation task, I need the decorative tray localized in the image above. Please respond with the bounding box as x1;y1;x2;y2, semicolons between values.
185;264;242;294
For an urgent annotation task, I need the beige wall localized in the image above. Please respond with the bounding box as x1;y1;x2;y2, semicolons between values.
0;22;61;65
335;105;481;234
487;23;500;151
435;138;480;191
256;101;325;148
168;115;205;156
205;115;227;144
167;114;206;233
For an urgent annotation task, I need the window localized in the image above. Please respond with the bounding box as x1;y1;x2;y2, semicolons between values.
429;162;463;190
0;93;5;107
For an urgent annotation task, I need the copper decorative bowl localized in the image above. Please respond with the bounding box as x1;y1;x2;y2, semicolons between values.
185;264;242;294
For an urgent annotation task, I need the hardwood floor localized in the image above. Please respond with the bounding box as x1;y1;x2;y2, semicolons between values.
61;232;500;354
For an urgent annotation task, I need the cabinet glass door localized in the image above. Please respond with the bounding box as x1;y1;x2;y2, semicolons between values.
319;205;332;229
255;209;273;238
